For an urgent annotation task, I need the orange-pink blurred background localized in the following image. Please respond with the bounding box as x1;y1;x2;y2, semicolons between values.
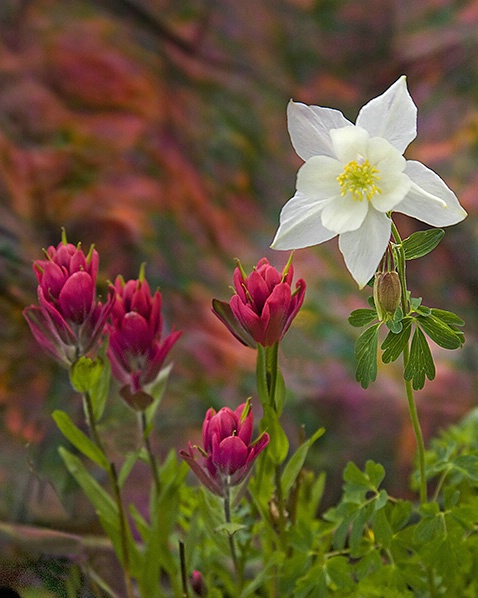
1;0;478;592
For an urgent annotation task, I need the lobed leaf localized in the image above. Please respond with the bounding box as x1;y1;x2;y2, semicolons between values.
381;318;412;363
417;314;464;350
355;323;381;389
348;308;378;328
404;327;436;390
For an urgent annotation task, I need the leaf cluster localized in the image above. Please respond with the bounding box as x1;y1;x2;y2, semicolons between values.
349;229;465;389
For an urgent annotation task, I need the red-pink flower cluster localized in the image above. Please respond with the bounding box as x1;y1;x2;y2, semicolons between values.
23;240;114;365
180;402;269;497
213;257;305;347
24;239;181;404
107;275;181;403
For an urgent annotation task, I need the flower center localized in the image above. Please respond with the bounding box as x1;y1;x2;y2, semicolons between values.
337;159;382;202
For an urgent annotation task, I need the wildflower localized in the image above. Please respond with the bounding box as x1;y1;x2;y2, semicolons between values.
23;235;114;365
107;267;181;408
191;571;207;596
212;256;305;347
271;76;467;288
180;401;269;497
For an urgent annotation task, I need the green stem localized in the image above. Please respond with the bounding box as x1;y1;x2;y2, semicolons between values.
391;221;428;504
140;411;161;496
224;482;242;592
266;342;279;411
83;392;135;598
274;464;287;551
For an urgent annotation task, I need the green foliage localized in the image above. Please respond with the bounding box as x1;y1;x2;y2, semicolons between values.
401;228;445;260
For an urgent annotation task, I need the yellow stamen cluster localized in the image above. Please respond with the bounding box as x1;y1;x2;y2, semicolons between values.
337;159;382;202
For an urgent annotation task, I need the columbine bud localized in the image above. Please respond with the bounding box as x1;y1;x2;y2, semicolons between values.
373;271;401;321
180;401;269;497
212;255;306;347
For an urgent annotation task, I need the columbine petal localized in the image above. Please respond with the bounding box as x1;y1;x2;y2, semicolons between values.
296;155;343;198
287;100;352;161
370;171;411;213
338;210;391;288
356;76;417;153
330;126;370;162
396;161;468;226
322;194;369;234
271;192;337;250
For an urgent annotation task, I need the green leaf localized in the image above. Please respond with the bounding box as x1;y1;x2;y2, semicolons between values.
58;447;119;540
281;426;325;496
381;318;412;363
52;410;109;470
144;364;173;430
373;507;393;548
417;313;464;350
404;327;436;390
89;355;111;422
430;308;465;327
215;522;246;536
348;308;378;328
355;323;381;389
402;228;445;260
69;356;104;393
262;405;289;465
118;448;148;488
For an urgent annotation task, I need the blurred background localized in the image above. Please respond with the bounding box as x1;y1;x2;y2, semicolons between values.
1;0;478;594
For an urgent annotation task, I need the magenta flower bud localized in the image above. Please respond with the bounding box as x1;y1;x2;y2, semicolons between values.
107;270;181;406
212;256;306;347
180;401;269;497
23;236;114;365
191;571;207;596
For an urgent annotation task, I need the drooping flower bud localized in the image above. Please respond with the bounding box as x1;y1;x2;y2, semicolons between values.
180;401;269;497
212;255;306;347
191;571;207;596
373;270;401;321
23;233;114;365
106;267;181;407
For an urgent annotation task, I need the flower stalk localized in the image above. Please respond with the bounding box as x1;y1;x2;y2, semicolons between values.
82;391;135;598
391;220;427;503
224;480;241;591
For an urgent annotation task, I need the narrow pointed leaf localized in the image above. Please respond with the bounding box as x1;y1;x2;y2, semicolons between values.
53;410;109;470
402;228;445;260
281;426;325;496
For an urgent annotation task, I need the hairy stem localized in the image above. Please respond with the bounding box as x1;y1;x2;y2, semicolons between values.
83;392;135;598
140;411;161;496
224;482;242;592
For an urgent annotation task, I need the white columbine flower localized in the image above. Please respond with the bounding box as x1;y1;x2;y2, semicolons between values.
271;76;467;288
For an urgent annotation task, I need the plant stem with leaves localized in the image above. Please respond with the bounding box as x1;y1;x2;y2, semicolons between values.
83;391;135;598
391;220;427;503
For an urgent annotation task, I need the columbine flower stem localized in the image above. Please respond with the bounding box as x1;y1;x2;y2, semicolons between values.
391;220;428;504
224;481;241;591
83;391;135;598
140;411;161;496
